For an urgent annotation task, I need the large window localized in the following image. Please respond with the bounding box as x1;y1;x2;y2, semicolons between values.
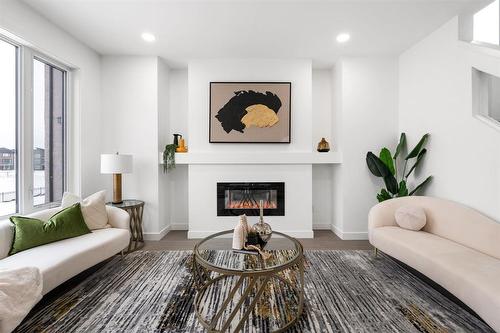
33;59;66;206
0;37;68;218
0;39;18;216
473;0;499;46
472;68;500;128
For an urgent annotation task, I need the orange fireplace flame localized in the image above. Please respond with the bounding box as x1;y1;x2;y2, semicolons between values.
226;201;277;209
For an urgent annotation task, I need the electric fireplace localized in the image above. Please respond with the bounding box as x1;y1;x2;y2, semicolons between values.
217;182;285;216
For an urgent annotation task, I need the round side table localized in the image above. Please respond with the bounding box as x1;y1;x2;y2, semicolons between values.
107;199;145;252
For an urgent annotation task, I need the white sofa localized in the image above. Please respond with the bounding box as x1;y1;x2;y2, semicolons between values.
369;196;500;332
0;205;130;295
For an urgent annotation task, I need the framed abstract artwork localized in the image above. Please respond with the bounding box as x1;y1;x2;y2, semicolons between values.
209;82;291;143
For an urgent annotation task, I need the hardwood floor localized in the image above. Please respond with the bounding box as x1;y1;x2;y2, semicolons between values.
142;230;372;251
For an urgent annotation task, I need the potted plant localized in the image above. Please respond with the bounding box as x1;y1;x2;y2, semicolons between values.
366;133;432;202
162;144;177;173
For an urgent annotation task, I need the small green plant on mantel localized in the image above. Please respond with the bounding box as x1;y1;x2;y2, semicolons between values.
366;133;433;202
163;144;177;173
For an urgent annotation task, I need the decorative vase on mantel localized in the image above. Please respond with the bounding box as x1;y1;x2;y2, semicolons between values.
317;137;330;152
251;200;272;244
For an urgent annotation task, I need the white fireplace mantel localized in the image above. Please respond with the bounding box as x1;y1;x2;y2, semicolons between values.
159;151;342;165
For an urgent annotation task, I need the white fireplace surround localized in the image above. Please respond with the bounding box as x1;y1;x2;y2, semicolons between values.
188;164;313;238
182;59;320;238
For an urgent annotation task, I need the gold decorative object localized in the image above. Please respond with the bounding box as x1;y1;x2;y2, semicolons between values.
251;200;272;243
317;137;330;152
244;244;271;260
175;138;188;153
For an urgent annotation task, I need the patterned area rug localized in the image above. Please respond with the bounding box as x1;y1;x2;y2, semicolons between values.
16;250;493;333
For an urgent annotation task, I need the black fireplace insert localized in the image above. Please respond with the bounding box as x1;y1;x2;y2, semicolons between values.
217;182;285;216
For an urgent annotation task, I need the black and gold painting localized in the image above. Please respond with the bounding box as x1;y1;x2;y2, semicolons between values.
209;82;291;143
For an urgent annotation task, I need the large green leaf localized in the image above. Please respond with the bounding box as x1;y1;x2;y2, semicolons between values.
383;174;399;195
405;133;429;160
379;148;395;175
393;133;406;159
366;152;391;178
406;149;427;178
377;189;393;202
409;176;433;195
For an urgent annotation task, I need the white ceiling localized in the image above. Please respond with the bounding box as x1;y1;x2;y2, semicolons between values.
22;0;488;68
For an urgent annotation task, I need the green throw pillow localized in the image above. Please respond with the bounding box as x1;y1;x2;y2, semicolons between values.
9;203;91;255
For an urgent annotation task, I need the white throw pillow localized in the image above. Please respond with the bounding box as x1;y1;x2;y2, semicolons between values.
61;192;80;208
395;205;427;231
61;191;109;230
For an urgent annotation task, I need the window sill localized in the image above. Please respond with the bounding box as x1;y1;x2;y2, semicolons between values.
458;40;500;58
474;115;500;133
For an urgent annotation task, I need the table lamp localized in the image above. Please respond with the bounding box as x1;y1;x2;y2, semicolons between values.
100;153;133;204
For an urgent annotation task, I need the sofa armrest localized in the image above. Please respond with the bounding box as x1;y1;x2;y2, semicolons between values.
368;199;405;242
106;206;130;231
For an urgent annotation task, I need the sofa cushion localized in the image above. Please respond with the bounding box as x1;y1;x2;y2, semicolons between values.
371;226;500;332
62;191;109;230
0;207;62;261
395;205;426;230
9;204;91;255
0;228;129;295
25;207;61;222
61;191;80;207
0;220;14;260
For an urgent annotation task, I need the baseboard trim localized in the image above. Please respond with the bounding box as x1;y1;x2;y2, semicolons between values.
331;225;368;240
143;225;171;241
187;230;314;239
313;223;332;230
170;224;188;231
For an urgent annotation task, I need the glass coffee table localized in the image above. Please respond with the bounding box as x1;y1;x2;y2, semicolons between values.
192;230;305;333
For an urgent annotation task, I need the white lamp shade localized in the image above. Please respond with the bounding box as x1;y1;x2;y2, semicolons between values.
100;154;133;174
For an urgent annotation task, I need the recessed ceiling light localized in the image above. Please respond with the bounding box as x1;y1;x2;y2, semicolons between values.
141;32;156;42
336;33;350;43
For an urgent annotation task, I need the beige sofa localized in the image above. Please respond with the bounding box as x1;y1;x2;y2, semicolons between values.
369;196;500;332
0;205;130;295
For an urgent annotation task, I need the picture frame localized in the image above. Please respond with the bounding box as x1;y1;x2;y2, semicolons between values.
209;82;291;143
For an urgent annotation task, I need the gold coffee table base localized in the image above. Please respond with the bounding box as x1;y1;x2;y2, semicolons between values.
193;230;305;333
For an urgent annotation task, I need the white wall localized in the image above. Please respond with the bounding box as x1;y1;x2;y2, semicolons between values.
312;69;335;228
101;56;170;236
0;0;102;197
334;57;399;239
167;70;189;229
158;59;171;234
312;69;333;143
400;17;500;222
169;69;189;142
